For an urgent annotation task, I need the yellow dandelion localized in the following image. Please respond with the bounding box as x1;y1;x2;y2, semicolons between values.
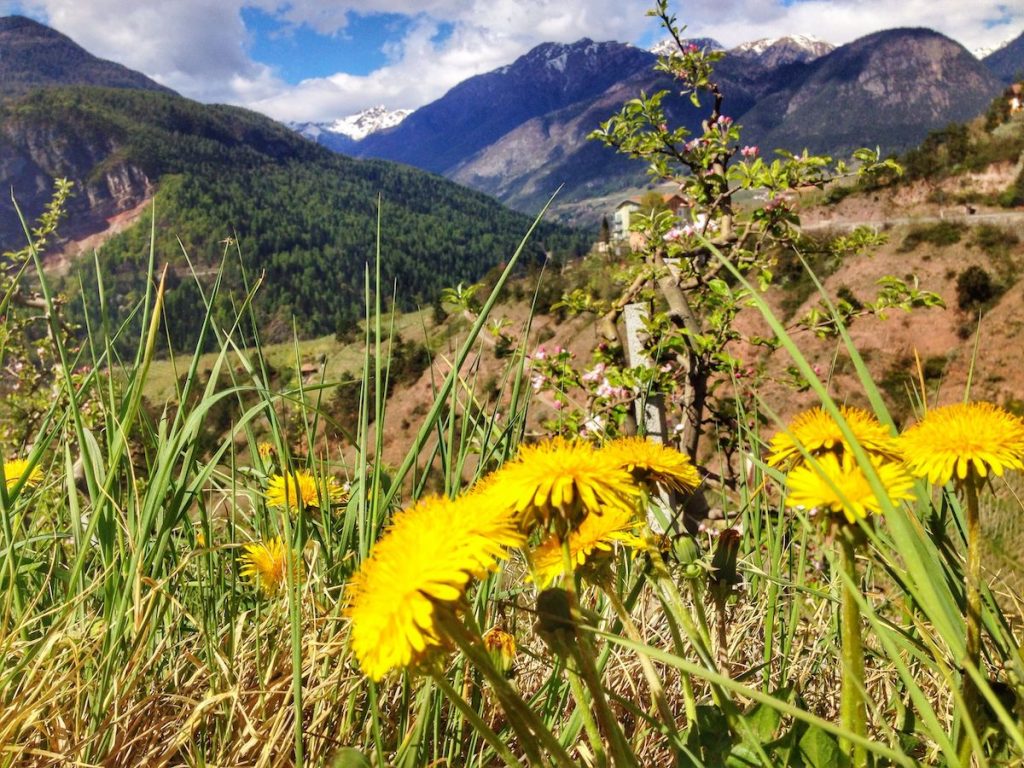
529;506;645;588
767;406;901;469
482;627;517;678
785;452;915;524
345;494;524;681
601;436;700;492
257;442;274;461
265;470;344;510
3;459;43;491
480;437;639;533
899;401;1024;485
239;537;292;596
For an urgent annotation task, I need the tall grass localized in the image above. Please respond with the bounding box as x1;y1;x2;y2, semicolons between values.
0;204;1022;767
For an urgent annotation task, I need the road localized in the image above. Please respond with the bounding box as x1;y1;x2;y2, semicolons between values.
802;210;1024;232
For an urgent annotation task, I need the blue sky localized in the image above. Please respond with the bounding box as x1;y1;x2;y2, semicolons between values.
242;8;439;81
4;1;1021;122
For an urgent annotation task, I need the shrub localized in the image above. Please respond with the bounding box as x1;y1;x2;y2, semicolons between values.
898;221;965;252
956;265;998;310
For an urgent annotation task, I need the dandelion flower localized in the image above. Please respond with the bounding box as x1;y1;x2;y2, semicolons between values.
3;459;42;491
768;406;900;469
785;452;915;524
345;494;523;680
529;506;645;588
601;436;700;492
481;437;638;533
265;470;344;510
899;402;1024;485
239;537;292;596
257;442;274;461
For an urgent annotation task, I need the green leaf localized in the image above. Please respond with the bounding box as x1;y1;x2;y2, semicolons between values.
330;748;372;768
682;705;732;767
798;723;849;768
743;689;788;743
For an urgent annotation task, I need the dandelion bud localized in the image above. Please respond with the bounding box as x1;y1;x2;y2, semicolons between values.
482;627;517;679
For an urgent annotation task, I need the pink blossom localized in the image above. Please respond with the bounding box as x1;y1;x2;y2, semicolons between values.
582;363;606;384
740;145;758;158
596;379;631;400
664;227;683;242
531;373;546;391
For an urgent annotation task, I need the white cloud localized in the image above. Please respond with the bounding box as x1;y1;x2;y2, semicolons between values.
16;0;1024;123
249;0;658;119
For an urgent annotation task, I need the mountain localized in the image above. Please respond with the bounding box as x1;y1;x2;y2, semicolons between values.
649;37;723;57
291;105;412;153
729;35;835;69
353;39;762;211
741;28;1004;156
0;19;585;350
0;15;173;97
983;30;1024;82
328;105;413;140
350;29;1000;215
972;38;1013;60
355;39;656;175
290;121;358;153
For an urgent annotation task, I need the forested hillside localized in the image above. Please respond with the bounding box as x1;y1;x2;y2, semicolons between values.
0;86;585;349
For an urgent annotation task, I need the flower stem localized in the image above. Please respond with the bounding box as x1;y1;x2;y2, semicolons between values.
600;575;677;731
561;536;630;768
838;525;868;768
957;473;984;767
431;671;526;768
648;554;773;764
439;608;576;768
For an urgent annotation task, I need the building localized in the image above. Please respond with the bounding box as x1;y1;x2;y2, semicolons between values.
611;192;693;247
612;199;640;241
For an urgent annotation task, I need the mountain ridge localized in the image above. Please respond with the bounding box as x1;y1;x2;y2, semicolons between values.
983;30;1024;82
0;15;174;97
346;28;1007;215
354;39;656;175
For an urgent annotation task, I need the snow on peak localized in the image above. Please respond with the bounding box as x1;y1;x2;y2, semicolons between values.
328;105;412;140
973;37;1013;59
649;37;724;57
731;34;832;58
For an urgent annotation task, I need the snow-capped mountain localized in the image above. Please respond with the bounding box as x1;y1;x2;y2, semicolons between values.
972;38;1013;60
291;105;412;152
649;37;723;57
983;29;1024;83
325;105;412;140
729;35;834;67
649;34;833;68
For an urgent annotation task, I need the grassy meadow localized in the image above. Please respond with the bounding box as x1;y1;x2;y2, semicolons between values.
1;197;1023;768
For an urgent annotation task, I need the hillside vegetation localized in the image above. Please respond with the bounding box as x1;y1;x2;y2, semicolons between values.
0;86;586;348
